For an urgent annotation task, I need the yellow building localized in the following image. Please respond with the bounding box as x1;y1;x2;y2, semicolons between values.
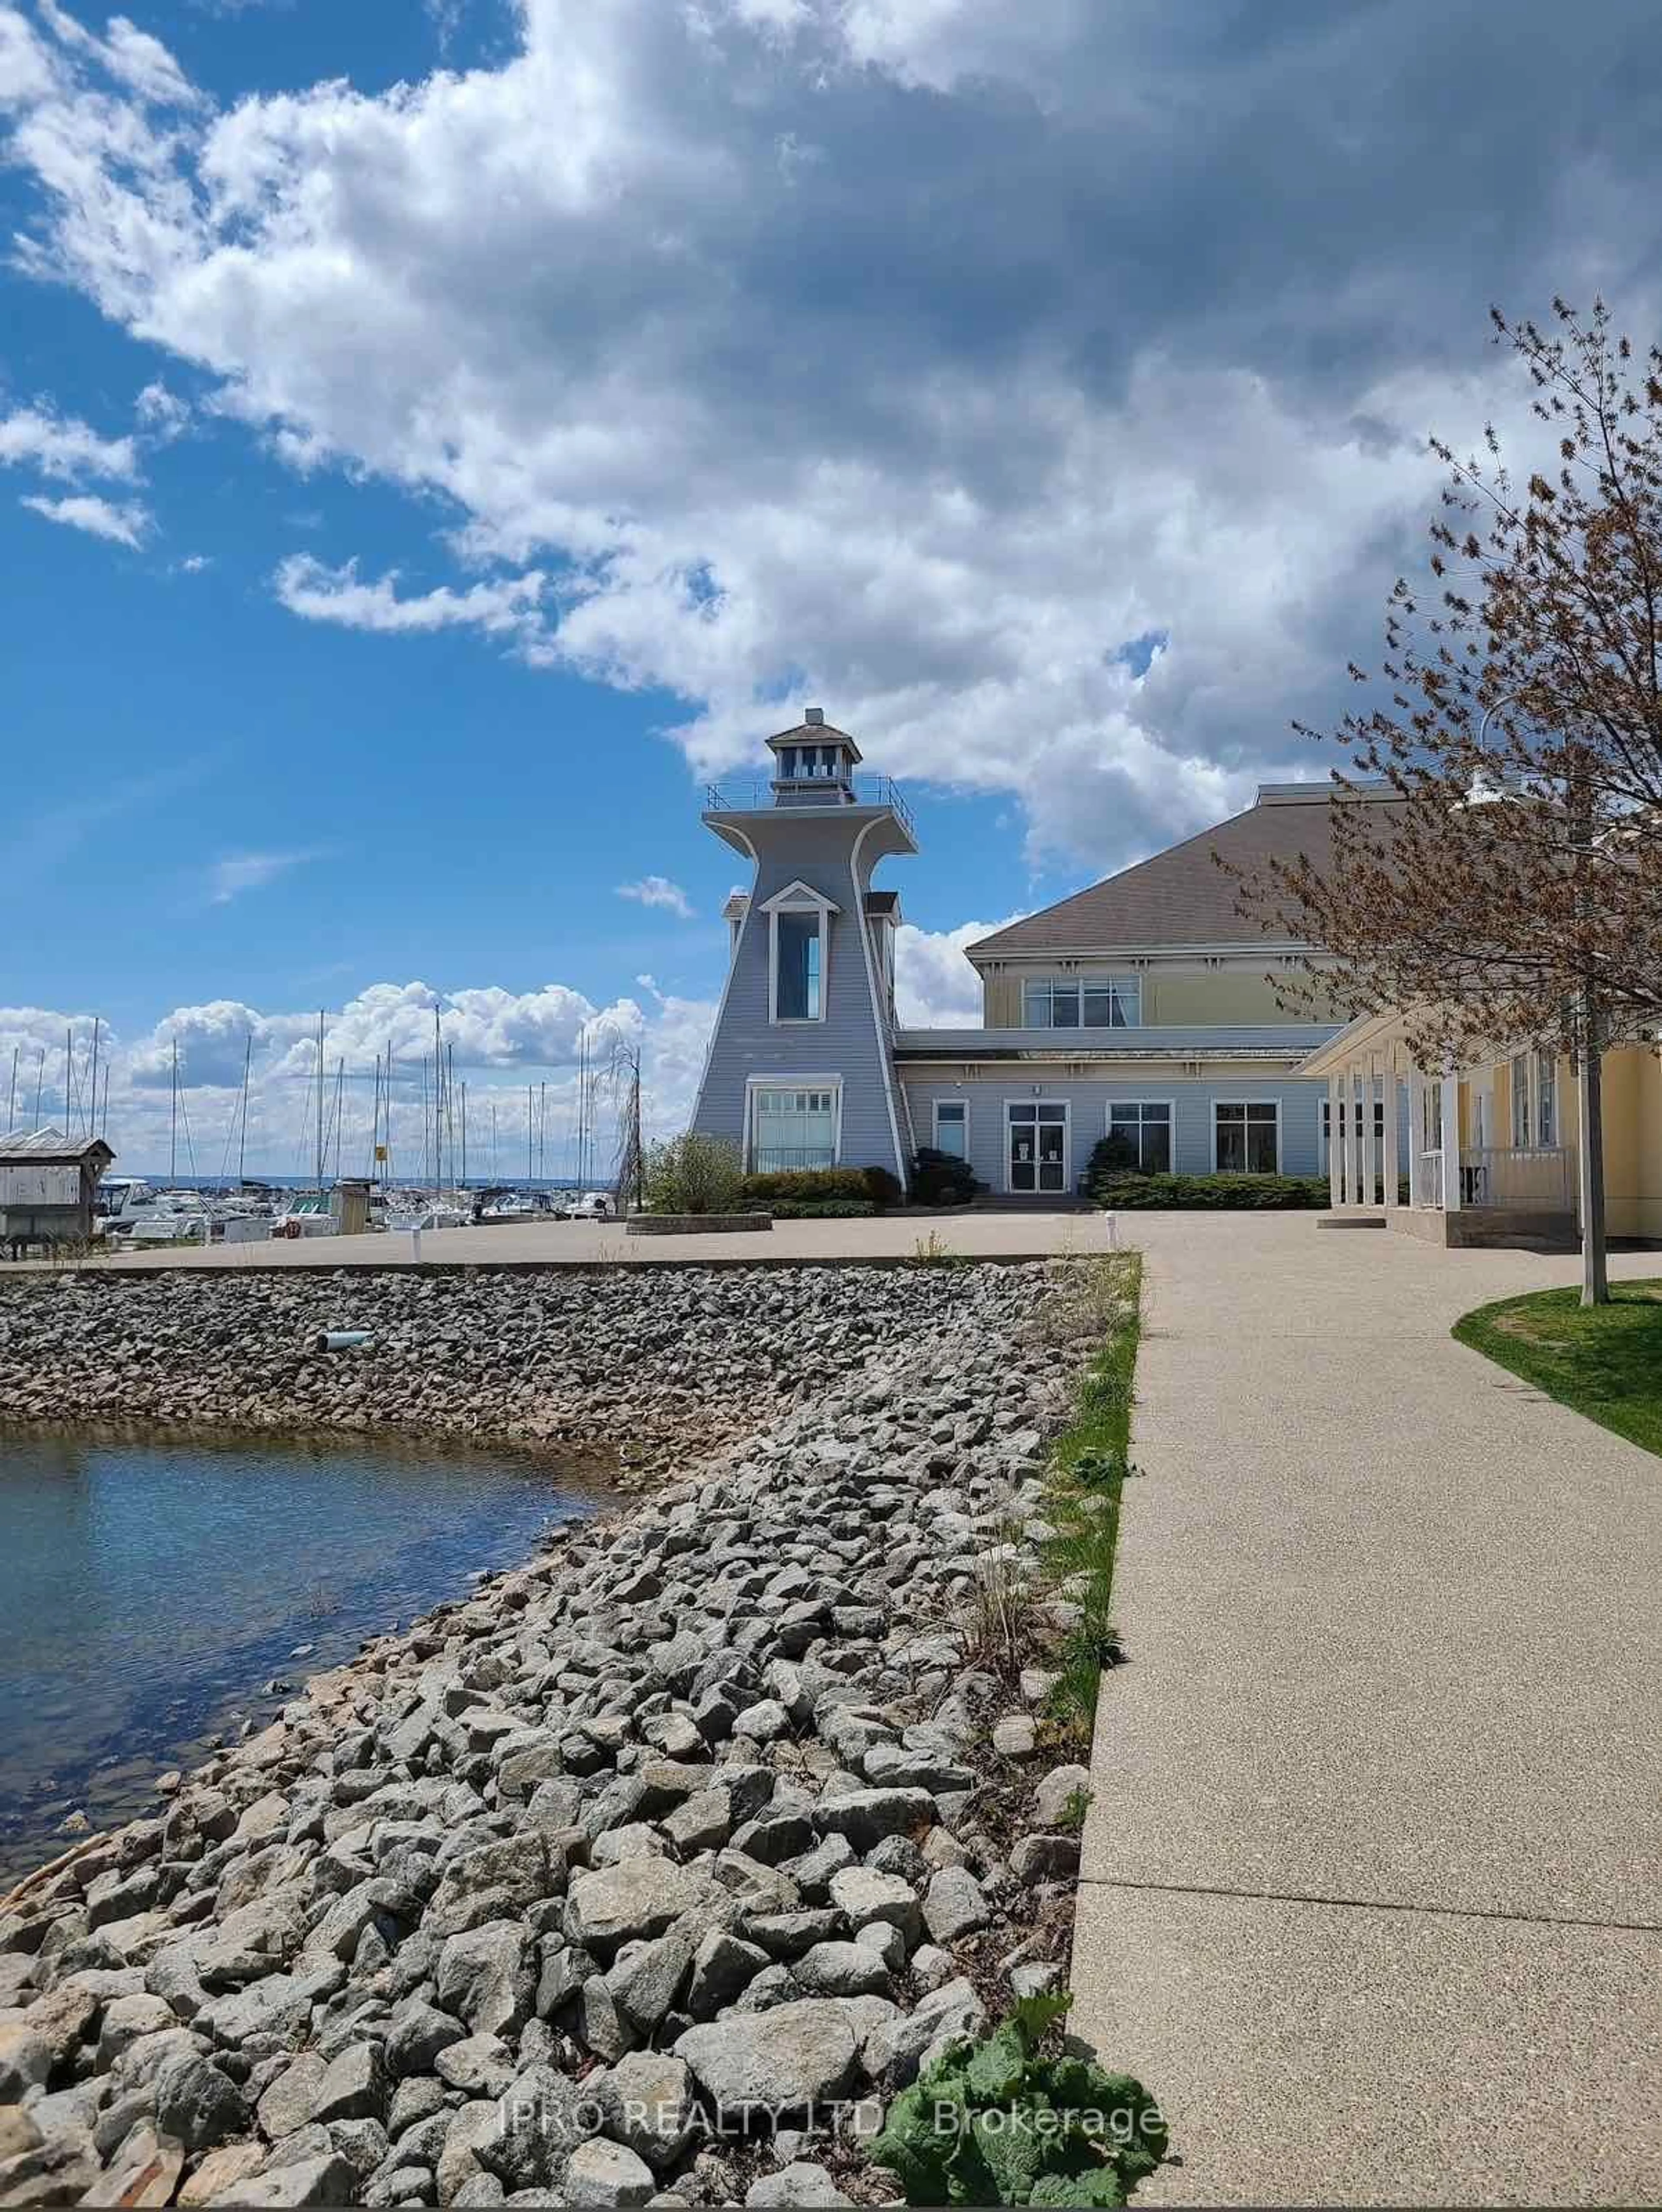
1301;1014;1662;1246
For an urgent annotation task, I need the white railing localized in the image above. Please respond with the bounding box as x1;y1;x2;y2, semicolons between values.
1413;1149;1445;1209
1458;1146;1574;1212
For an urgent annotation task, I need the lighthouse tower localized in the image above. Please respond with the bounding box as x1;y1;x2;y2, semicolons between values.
691;710;916;1187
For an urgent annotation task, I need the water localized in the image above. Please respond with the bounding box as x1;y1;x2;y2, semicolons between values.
0;1427;607;1883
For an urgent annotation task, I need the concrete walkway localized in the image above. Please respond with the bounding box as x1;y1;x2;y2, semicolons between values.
38;1210;1107;1272
1072;1217;1662;2207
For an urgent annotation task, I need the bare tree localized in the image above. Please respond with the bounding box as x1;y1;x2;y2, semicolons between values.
1237;300;1662;1304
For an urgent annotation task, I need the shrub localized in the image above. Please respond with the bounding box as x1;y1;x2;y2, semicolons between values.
760;1197;876;1219
860;1163;905;1209
1090;1170;1330;1211
642;1131;744;1215
912;1145;978;1206
870;1993;1169;2205
740;1166;872;1204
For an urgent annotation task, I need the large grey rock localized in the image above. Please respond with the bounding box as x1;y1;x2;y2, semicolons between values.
674;1999;858;2114
593;2050;696;2173
562;2137;656;2208
1032;1764;1092;1826
0;2024;51;2099
866;1977;986;2089
564;1861;713;1955
308;2040;386;2124
258;2054;328;2140
791;1943;892;1998
746;2164;854;2207
232;2151;357;2206
385;1996;464;2079
686;1930;768;2019
152;2050;249;2151
810;1790;934;1850
827;1867;921;1947
922;1867;989;1944
435;1923;533;2039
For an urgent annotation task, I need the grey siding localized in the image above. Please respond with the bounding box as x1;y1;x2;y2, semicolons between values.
692;813;908;1181
904;1077;1331;1190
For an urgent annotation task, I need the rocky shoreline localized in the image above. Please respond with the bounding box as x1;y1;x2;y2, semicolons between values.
0;1266;1044;1483
0;1261;1104;2209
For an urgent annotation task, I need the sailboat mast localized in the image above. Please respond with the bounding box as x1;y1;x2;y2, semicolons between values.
6;1045;16;1133
170;1038;179;1183
87;1017;100;1143
34;1046;45;1128
460;1079;468;1187
314;1011;325;1188
238;1033;251;1186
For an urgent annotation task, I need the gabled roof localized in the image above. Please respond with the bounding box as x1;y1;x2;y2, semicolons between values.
0;1127;113;1164
970;782;1408;959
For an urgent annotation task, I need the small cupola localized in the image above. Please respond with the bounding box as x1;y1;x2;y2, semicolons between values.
766;707;863;806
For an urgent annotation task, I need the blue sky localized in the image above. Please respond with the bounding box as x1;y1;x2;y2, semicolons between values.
0;0;1658;1172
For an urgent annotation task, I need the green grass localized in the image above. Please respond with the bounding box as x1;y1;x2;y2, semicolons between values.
1036;1252;1142;1745
1453;1279;1662;1459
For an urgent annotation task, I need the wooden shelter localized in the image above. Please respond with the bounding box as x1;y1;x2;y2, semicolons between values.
0;1128;115;1256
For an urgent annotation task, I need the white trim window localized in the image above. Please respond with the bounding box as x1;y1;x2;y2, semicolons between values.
1214;1099;1280;1174
1006;1100;1069;1193
760;881;839;1024
1021;977;1140;1029
1105;1099;1172;1173
932;1099;969;1159
1510;1055;1532;1149
747;1080;841;1172
1536;1052;1557;1146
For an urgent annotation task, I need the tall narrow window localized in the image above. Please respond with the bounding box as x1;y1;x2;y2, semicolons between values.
1214;1100;1279;1174
1536;1052;1557;1146
1510;1056;1531;1148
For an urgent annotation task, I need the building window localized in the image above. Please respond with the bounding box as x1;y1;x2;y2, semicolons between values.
1536;1052;1557;1146
1021;977;1140;1028
769;902;828;1021
1321;1096;1385;1168
933;1100;968;1159
1105;1101;1172;1173
749;1084;839;1171
1510;1056;1531;1149
1214;1100;1279;1174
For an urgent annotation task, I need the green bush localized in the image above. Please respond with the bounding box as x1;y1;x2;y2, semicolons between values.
912;1145;978;1205
1090;1170;1330;1211
642;1131;744;1215
870;1994;1169;2206
740;1166;873;1204
757;1197;876;1219
861;1163;905;1208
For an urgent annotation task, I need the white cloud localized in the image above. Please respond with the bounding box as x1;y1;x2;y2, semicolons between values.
616;875;696;920
4;976;717;1177
206;849;325;903
894;915;1025;1027
0;403;139;482
135;379;190;441
175;552;212;573
20;491;149;545
273;556;552;650
0;0;1652;867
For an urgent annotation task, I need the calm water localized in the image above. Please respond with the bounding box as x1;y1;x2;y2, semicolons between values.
0;1428;604;1881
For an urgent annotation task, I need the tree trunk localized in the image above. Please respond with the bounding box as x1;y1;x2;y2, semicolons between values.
1576;982;1609;1307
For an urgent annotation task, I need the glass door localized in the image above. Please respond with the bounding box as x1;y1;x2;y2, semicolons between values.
1008;1103;1068;1193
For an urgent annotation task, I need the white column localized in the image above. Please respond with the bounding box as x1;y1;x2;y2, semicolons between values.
1335;1067;1351;1207
1408;1065;1425;1206
1327;1075;1342;1208
1360;1059;1379;1208
1382;1051;1400;1210
1440;1070;1462;1211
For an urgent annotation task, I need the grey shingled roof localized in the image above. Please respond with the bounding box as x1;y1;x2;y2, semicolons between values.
970;785;1407;958
0;1127;112;1162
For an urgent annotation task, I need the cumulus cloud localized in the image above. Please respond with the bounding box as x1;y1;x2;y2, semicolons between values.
206;849;326;903
20;491;149;545
0;0;1656;865
0;403;138;482
616;875;696;920
9;978;716;1177
273;556;552;651
135;379;190;441
894;916;1025;1027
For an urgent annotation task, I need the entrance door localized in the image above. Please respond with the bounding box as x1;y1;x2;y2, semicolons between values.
1008;1102;1069;1193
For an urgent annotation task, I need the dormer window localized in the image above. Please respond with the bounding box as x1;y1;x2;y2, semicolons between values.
761;881;840;1024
